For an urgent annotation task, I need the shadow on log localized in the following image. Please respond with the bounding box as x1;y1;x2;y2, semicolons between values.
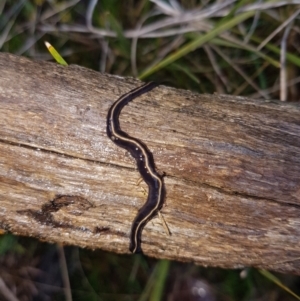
0;52;300;274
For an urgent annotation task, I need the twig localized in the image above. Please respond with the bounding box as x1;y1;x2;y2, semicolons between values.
280;17;298;101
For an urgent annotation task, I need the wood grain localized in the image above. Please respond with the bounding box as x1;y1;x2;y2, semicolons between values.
0;52;300;274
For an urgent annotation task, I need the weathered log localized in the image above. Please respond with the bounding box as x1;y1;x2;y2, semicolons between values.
0;52;300;274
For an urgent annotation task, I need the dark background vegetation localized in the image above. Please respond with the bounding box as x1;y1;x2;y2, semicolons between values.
1;0;300;300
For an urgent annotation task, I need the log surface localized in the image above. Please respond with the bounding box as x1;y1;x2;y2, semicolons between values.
0;53;300;274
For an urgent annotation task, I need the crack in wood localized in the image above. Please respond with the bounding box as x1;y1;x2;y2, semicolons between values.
16;195;111;234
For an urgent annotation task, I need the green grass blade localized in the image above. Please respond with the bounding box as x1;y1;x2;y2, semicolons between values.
139;10;256;80
138;259;170;301
44;41;68;66
149;260;170;301
215;0;252;28
259;269;300;300
249;35;300;67
208;36;280;68
170;63;200;84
